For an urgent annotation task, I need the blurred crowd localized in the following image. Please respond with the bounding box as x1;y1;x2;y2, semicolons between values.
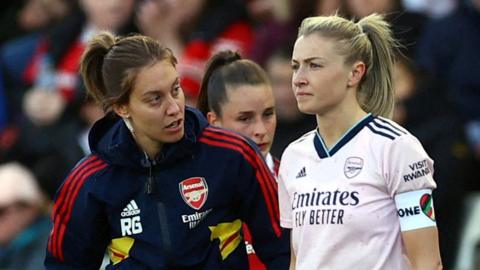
0;0;479;269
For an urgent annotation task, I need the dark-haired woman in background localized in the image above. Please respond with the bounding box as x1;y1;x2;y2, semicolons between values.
197;50;288;269
197;50;278;177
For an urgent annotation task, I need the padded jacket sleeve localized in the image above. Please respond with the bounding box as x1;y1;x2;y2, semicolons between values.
234;140;291;270
44;155;109;269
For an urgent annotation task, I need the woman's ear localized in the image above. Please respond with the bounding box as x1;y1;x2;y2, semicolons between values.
347;61;366;87
113;104;136;133
113;104;130;119
206;111;220;126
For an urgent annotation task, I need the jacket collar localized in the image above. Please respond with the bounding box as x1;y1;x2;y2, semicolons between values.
88;107;207;170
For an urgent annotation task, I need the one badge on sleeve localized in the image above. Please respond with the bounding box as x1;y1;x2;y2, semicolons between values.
395;189;436;231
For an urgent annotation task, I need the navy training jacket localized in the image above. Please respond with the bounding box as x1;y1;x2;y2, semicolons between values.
44;107;290;269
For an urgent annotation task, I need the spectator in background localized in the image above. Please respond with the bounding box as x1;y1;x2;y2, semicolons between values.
76;95;104;156
0;0;72;44
16;0;71;34
344;0;428;58
136;0;254;106
416;0;480;171
248;0;346;67
246;0;294;67
0;162;50;270
392;55;474;269
0;0;137;199
402;0;457;18
0;71;7;132
415;0;480;265
265;46;315;158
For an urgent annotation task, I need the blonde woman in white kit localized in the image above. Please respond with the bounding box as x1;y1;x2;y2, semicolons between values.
278;13;442;270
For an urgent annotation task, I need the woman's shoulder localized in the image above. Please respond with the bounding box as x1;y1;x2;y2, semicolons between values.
197;125;267;171
366;117;429;159
64;154;111;188
279;129;317;161
70;154;109;174
364;116;413;143
284;129;317;151
199;125;258;152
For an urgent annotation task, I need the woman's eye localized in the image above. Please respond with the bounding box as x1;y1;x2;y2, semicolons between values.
148;95;161;104
172;84;181;96
238;117;251;123
264;111;274;117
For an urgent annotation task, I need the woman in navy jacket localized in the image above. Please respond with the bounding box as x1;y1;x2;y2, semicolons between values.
44;32;289;269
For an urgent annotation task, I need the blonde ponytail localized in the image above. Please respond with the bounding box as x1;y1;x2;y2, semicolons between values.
357;14;397;118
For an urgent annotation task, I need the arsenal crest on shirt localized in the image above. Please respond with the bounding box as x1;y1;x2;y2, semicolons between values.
344;157;364;179
179;177;209;210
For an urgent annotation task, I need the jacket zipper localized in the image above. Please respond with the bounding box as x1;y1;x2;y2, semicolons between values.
144;151;155;194
143;152;173;266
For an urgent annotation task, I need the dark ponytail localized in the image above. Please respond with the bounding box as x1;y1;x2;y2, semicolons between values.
197;50;241;116
197;50;270;117
80;32;117;111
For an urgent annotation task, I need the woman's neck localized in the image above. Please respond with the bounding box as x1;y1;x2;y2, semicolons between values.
132;134;163;161
315;105;367;149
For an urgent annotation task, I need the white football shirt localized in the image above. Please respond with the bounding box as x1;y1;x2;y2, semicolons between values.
278;114;437;270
